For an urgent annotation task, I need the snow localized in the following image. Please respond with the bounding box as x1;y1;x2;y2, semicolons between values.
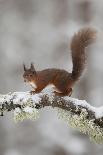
13;91;103;119
14;107;22;116
42;85;54;94
23;106;33;113
13;92;31;104
0;97;5;103
12;92;41;105
31;94;41;103
63;96;103;119
14;108;21;113
64;96;96;111
1;88;103;119
95;106;103;118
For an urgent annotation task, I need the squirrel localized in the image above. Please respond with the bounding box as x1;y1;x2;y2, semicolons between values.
23;27;96;96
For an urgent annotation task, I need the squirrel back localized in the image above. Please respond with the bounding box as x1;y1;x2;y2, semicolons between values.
71;28;96;81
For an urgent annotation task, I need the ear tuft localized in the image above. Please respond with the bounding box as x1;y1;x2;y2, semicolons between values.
23;63;27;71
30;63;35;72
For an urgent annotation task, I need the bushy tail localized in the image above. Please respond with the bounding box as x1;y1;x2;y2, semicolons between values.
71;27;96;81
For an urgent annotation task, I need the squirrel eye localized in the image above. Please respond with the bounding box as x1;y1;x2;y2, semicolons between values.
29;74;32;77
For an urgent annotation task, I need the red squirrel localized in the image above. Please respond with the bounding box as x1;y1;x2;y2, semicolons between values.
23;28;96;96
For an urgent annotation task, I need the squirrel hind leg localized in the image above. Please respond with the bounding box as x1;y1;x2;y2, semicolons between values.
53;88;72;97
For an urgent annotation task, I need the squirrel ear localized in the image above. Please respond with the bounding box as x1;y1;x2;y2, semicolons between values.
23;63;27;71
30;63;35;72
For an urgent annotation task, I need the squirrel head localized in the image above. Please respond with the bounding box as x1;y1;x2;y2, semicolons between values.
23;63;37;83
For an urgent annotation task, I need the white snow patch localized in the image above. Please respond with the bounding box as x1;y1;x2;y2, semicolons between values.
63;96;97;115
42;85;54;94
31;94;41;103
13;92;41;105
14;107;21;116
64;96;95;109
42;85;55;102
12;92;28;104
23;106;33;113
95;106;103;118
64;96;103;119
0;98;5;103
15;107;21;113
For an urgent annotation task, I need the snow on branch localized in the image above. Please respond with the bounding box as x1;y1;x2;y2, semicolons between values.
0;88;103;144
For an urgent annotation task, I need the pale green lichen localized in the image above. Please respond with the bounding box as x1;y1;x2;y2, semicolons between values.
13;107;39;122
13;98;39;122
58;108;103;144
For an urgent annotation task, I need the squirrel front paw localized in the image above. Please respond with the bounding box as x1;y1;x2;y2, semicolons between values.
30;90;36;95
53;91;62;96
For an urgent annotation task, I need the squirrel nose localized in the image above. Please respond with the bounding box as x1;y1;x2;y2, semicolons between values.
24;79;26;82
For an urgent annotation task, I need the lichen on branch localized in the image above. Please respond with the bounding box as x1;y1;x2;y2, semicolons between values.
0;88;103;144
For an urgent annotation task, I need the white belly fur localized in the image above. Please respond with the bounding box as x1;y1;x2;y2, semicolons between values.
29;82;37;89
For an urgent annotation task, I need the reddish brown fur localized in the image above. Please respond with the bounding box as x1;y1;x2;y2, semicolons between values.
23;28;96;96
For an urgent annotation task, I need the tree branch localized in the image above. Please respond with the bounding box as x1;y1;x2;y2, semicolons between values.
0;88;103;143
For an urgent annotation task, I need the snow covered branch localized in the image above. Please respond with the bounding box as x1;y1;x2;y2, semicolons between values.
0;88;103;144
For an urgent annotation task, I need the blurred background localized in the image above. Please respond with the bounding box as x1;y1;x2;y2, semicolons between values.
0;0;103;155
